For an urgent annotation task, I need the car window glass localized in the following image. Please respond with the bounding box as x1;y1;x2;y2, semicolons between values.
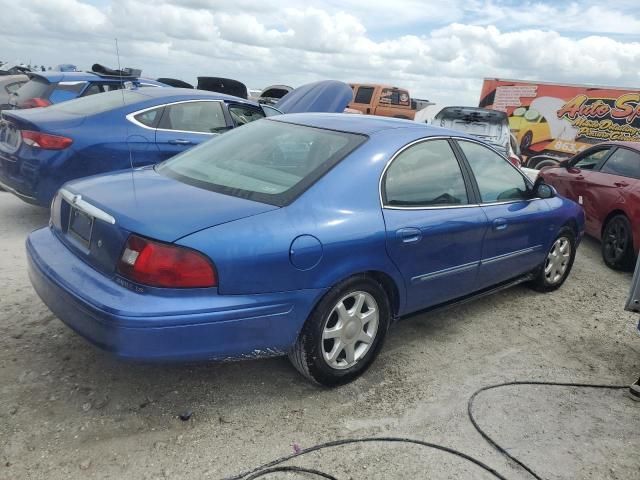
49;82;87;103
261;105;282;117
572;148;610;170
157;119;365;206
6;82;25;94
354;87;374;104
161;101;227;133
384;140;468;207
134;108;162;128
228;104;265;126
600;148;640;179
83;84;104;96
459;140;529;202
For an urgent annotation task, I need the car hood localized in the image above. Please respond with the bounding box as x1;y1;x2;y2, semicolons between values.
275;80;353;114
64;166;279;242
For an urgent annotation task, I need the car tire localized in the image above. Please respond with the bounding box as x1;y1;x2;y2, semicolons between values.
531;157;560;170
601;214;635;271
289;276;391;387
529;227;577;292
520;131;533;152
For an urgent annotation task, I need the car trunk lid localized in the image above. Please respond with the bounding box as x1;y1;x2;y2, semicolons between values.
51;166;278;276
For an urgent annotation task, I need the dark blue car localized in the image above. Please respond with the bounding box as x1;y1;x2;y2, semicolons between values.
26;114;584;386
8;70;166;109
0;82;353;206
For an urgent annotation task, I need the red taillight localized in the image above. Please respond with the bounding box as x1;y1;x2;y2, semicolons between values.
21;130;73;150
20;97;52;109
117;235;217;288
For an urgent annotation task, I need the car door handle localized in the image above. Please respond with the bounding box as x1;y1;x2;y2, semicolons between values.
493;218;508;231
396;227;422;243
614;181;629;187
168;139;193;145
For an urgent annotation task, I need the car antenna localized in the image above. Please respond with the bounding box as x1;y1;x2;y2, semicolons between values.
115;38;135;174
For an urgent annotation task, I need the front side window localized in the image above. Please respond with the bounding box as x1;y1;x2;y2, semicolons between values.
159;101;227;134
228;104;265;126
458;140;529;203
383;140;469;207
157;119;366;206
572;148;610;170
600;148;640;179
354;87;374;104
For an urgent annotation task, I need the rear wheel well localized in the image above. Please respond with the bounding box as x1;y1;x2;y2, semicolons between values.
363;271;400;318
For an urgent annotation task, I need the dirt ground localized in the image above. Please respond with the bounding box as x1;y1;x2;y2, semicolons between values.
1;191;638;480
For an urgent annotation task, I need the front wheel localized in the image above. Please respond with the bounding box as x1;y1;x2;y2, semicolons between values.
289;276;391;387
602;214;635;271
529;228;576;292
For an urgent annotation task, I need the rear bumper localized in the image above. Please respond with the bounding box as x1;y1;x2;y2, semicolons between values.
27;227;326;361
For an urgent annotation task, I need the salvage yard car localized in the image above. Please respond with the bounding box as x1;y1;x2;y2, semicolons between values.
0;81;352;206
539;141;640;270
26;114;584;386
8;70;167;109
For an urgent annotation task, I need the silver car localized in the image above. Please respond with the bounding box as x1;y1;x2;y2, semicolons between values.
0;74;28;110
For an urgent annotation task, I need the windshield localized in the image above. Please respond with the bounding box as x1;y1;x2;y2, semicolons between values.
157;119;366;206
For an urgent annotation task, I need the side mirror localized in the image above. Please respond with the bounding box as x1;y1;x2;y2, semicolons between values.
534;182;555;199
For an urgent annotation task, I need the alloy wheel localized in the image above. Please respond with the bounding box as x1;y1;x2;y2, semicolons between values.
603;218;628;264
321;291;379;370
544;237;572;285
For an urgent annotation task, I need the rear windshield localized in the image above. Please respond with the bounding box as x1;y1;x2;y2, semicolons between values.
157;119;366;206
45;89;147;115
14;77;51;102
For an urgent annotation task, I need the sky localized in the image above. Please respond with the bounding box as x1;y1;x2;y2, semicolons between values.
1;0;639;106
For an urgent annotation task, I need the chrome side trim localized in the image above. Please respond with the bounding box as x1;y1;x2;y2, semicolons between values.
411;260;480;284
481;245;543;265
59;189;115;225
125;99;225;134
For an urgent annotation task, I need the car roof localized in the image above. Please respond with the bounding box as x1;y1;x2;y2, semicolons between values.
270;112;461;136
29;71;145;83
132;87;259;106
596;141;640;151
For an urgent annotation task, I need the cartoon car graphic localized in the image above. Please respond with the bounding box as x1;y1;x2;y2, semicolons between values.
509;106;552;152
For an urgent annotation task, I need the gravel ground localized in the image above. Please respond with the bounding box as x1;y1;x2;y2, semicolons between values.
0;191;638;480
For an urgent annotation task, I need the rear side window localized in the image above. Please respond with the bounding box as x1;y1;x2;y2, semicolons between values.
383;140;469;207
133;107;163;127
228;104;265;126
600;148;640;179
354;87;374;104
458;140;529;203
159;101;227;133
380;88;410;107
49;82;87;103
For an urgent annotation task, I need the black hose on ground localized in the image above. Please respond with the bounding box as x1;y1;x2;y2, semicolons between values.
223;380;629;480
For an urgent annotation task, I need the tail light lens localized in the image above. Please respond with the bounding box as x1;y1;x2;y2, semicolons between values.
21;130;72;150
117;235;217;288
20;97;52;109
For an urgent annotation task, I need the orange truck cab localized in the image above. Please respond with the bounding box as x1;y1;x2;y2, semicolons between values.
348;84;417;120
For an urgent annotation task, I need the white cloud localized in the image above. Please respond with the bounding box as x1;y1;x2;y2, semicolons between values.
0;0;639;107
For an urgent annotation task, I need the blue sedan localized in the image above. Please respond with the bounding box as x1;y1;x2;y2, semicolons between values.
0;82;352;206
26;114;584;386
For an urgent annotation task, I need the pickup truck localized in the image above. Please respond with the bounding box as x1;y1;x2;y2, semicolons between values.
348;83;420;119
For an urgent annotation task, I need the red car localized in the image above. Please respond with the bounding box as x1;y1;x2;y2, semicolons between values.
540;141;640;270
